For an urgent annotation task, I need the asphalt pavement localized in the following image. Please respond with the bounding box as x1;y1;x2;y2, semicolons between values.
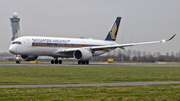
1;81;180;88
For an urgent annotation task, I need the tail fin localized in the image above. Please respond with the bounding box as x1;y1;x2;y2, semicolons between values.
105;17;121;41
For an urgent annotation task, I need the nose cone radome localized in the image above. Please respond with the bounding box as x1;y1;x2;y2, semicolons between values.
9;46;16;54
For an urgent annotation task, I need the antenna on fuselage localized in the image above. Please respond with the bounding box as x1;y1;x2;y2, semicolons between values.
10;12;20;41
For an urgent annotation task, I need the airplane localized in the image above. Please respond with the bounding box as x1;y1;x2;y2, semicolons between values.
9;16;176;64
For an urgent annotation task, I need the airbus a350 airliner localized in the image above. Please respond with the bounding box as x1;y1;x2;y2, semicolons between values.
9;13;176;64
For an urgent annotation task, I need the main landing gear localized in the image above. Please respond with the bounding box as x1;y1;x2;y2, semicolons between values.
51;58;62;64
78;60;89;65
50;58;89;65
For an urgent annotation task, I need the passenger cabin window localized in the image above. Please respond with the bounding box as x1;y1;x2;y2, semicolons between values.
12;41;22;45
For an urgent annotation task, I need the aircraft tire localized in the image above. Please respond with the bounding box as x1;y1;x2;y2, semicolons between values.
82;61;85;64
59;60;62;64
86;61;89;65
55;60;58;64
16;60;20;64
78;61;82;64
51;60;54;64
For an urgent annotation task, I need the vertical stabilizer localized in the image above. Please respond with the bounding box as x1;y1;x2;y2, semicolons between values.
105;17;121;41
10;12;20;41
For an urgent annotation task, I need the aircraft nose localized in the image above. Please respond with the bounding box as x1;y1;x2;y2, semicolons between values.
9;46;16;54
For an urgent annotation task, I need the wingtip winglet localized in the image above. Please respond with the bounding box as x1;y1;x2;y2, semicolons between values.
166;34;176;42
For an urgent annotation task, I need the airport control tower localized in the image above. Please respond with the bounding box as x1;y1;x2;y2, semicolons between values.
10;12;20;41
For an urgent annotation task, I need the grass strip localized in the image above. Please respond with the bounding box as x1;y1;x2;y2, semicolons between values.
0;84;180;100
0;65;180;85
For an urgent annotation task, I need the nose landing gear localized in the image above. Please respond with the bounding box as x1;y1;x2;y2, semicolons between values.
15;55;21;64
16;60;21;64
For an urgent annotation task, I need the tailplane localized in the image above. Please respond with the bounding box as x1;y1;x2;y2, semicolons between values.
105;17;121;41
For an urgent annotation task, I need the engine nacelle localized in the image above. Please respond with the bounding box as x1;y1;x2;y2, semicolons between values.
21;55;38;61
73;49;92;61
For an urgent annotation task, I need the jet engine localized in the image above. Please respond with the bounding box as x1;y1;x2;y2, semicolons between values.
21;55;38;61
73;49;92;61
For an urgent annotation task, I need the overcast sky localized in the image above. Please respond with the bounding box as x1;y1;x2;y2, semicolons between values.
0;0;179;54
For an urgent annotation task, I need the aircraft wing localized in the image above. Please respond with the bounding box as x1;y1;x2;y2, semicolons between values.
90;34;176;51
57;34;176;53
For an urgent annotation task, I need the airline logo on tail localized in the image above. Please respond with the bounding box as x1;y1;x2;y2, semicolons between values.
105;17;121;41
110;23;117;39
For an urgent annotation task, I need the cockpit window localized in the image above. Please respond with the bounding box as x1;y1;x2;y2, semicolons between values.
12;41;22;45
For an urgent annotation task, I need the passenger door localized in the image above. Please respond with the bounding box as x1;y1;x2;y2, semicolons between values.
27;39;31;47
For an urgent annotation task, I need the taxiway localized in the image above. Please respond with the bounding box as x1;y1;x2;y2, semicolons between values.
0;63;180;66
0;81;180;88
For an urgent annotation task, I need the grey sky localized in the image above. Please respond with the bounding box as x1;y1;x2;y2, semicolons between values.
0;0;179;54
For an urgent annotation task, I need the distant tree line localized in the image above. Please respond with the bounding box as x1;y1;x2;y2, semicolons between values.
0;52;14;59
91;49;180;62
0;50;180;62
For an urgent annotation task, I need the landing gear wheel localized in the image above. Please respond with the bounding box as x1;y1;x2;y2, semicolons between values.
16;60;20;64
59;60;62;64
78;61;82;64
55;60;58;64
82;61;85;64
51;60;54;64
86;61;89;65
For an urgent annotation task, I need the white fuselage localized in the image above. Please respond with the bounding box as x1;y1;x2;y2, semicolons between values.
9;36;118;57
